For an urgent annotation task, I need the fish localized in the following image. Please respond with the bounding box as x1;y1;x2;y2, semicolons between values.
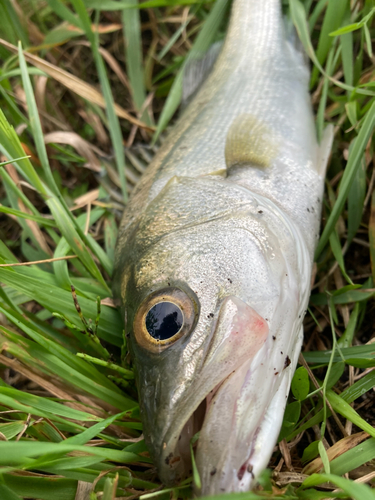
113;0;333;495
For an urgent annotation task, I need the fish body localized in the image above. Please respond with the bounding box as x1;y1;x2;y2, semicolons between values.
114;0;332;495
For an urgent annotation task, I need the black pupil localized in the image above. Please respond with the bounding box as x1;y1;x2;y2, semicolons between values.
145;302;183;341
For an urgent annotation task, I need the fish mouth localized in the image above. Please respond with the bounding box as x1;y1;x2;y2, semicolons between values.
172;375;230;469
161;370;237;482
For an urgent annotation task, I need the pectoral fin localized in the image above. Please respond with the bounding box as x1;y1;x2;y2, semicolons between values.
225;114;279;170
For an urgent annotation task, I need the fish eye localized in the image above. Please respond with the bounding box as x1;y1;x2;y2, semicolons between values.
145;302;183;340
134;287;199;351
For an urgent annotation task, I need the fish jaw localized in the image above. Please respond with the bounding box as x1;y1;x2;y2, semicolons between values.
147;296;269;486
195;327;303;495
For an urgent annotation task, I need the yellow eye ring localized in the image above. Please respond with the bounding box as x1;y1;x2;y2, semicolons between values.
133;287;199;351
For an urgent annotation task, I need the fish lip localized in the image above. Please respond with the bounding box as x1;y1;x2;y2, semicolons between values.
158;368;238;485
158;352;264;485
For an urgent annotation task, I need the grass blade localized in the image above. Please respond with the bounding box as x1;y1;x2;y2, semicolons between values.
303;344;375;363
329;7;375;36
329;438;375;476
0;206;56;227
18;43;61;199
327;389;375;438
369;191;375;284
301;473;375;500
0;484;23;500
0;0;29;47
0;108;46;193
315;100;375;258
340;10;354;90
347;155;366;242
0;441;142;464
46;0;83;29
122;0;149;122
2;476;77;500
310;0;348;86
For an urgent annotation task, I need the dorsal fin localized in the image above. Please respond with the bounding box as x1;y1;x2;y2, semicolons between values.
182;42;223;108
316;124;334;176
224;114;279;170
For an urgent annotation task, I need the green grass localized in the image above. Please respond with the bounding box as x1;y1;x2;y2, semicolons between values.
0;0;374;499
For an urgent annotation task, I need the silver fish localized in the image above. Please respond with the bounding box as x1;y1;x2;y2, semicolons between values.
114;0;332;495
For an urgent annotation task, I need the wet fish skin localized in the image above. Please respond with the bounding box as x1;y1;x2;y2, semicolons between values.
114;0;332;495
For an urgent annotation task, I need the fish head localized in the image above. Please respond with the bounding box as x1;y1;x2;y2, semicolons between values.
114;176;306;492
